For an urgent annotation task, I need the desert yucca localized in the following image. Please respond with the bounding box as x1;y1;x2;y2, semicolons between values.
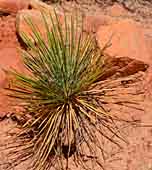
2;10;142;170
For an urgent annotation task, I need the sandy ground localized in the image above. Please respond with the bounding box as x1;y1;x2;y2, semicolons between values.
0;73;152;170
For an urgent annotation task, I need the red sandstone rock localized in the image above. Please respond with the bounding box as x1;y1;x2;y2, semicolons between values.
0;0;30;13
83;14;113;33
83;4;131;34
0;48;25;88
0;15;18;48
0;15;22;88
0;0;55;13
99;56;148;80
0;0;53;14
16;9;63;43
0;15;26;115
29;0;54;12
105;3;130;17
96;19;151;64
0;69;6;88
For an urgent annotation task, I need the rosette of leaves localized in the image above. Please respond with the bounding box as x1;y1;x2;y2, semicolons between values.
3;10;140;170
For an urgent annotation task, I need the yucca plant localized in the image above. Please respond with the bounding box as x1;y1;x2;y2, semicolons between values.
2;10;142;170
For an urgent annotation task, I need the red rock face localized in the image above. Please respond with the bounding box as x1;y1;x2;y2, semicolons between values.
0;15;18;48
0;15;21;87
0;15;24;114
17;9;48;42
16;9;64;43
83;15;113;33
0;0;30;13
105;3;130;17
96;19;151;64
